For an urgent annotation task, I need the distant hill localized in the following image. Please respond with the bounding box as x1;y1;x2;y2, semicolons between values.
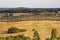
0;7;60;13
0;7;60;21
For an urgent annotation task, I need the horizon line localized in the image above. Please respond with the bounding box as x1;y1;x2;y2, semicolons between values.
0;7;60;8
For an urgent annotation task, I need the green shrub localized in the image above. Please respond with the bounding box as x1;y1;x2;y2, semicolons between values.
0;37;6;40
32;29;40;40
51;28;57;40
46;28;57;40
57;37;60;40
0;35;31;40
46;38;50;40
6;37;14;40
7;27;27;33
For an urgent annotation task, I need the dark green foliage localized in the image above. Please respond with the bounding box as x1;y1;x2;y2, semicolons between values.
32;29;35;31
0;34;31;40
6;37;14;40
1;28;60;40
13;36;23;40
0;8;60;13
46;28;57;40
57;37;60;40
32;29;40;40
46;38;50;40
51;28;57;40
7;27;27;33
17;35;31;40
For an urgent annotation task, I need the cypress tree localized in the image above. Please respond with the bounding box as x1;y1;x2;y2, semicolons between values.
32;29;40;40
51;28;57;40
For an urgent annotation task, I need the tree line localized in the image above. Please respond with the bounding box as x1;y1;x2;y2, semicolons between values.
0;8;60;13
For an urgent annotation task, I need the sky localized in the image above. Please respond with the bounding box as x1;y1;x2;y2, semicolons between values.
0;0;60;8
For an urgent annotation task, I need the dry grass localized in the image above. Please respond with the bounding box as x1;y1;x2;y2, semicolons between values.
0;21;60;40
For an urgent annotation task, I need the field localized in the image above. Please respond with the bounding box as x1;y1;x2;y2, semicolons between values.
0;21;60;40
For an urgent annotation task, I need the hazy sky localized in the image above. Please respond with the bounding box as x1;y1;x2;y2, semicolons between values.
0;0;60;8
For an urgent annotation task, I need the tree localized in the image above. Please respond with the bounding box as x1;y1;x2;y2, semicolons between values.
32;29;40;40
46;28;57;40
7;27;27;33
50;28;57;40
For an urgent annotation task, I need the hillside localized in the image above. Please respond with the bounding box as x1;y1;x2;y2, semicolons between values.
0;7;60;13
0;21;60;40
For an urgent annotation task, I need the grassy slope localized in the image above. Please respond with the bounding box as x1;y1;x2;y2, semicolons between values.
0;21;60;40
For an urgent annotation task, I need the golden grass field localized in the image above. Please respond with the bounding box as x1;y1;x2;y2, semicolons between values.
0;21;60;40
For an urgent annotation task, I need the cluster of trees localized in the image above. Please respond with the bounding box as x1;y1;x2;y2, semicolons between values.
7;27;27;33
0;8;31;13
0;8;60;13
32;29;40;40
32;10;59;16
46;28;60;40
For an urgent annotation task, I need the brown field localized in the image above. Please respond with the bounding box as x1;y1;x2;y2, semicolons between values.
0;21;60;40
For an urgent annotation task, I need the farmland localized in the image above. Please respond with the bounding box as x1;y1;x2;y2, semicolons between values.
0;21;60;40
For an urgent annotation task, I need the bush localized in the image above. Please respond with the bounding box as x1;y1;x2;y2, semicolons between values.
51;28;57;40
32;29;40;40
57;37;60;40
46;38;50;40
6;35;31;40
46;28;57;40
7;27;27;33
6;37;14;40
